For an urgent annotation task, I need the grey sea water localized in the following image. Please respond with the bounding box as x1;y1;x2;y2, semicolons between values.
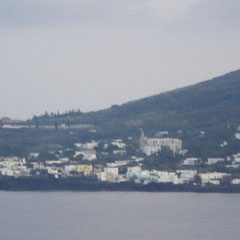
0;191;239;240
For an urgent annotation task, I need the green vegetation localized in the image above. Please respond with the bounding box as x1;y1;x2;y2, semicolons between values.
0;69;240;159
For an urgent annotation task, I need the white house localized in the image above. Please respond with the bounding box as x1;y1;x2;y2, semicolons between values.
231;178;240;184
111;140;126;149
235;133;240;140
200;172;229;180
182;158;201;166
0;169;14;176
106;160;130;168
226;164;240;169
74;150;97;161
155;171;177;183
233;153;240;163
126;166;141;179
138;170;150;180
47;167;61;178
64;165;77;175
220;141;228;147
29;153;40;159
115;174;127;183
103;167;119;182
176;170;197;183
133;157;144;162
96;172;107;181
104;167;118;175
155;131;169;137
0;157;28;177
46;158;69;166
202;179;220;185
207;158;225;165
113;150;126;155
200;172;230;186
74;141;98;150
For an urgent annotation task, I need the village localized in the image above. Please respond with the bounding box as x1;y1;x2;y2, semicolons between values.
1;129;240;188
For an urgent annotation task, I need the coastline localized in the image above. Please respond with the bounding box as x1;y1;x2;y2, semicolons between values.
1;177;240;193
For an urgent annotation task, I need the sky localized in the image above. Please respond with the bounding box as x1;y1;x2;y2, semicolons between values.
0;0;240;120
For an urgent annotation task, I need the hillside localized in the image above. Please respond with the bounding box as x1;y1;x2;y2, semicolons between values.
32;69;240;134
1;69;240;158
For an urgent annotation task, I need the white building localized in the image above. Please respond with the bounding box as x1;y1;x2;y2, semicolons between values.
231;178;240;184
233;153;240;163
220;141;228;147
111;140;126;149
106;160;130;168
29;153;39;159
155;171;177;183
47;167;61;178
226;164;240;169
178;150;188;156
136;170;150;182
103;167;119;182
103;144;109;150
46;158;69;166
113;150;126;155
132;157;144;162
74;141;98;150
115;174;127;183
0;157;29;177
0;169;14;176
200;172;229;180
182;158;201;166
155;131;169;137
200;172;230;186
74;150;97;161
126;166;141;179
32;162;44;170
104;167;118;175
139;130;182;156
64;165;77;175
96;172;107;181
202;179;220;185
207;158;225;165
235;133;240;140
176;170;197;183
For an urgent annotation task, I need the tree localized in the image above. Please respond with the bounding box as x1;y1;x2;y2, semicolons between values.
194;175;202;185
35;120;39;129
66;121;70;128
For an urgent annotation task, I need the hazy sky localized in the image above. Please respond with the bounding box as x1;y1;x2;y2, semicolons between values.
1;0;240;119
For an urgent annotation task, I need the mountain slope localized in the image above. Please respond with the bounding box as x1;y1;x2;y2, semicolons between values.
1;69;240;158
33;69;240;135
86;69;240;133
89;69;240;157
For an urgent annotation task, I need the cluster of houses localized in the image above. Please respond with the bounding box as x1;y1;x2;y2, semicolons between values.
0;157;29;177
182;154;240;169
1;130;240;187
0;155;239;186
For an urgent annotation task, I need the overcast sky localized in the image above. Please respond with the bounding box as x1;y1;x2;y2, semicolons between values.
0;0;240;119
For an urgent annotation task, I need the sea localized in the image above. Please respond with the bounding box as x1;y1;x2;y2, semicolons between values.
0;191;240;240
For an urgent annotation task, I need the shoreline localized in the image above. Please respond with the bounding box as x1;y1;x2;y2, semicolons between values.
1;178;240;193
